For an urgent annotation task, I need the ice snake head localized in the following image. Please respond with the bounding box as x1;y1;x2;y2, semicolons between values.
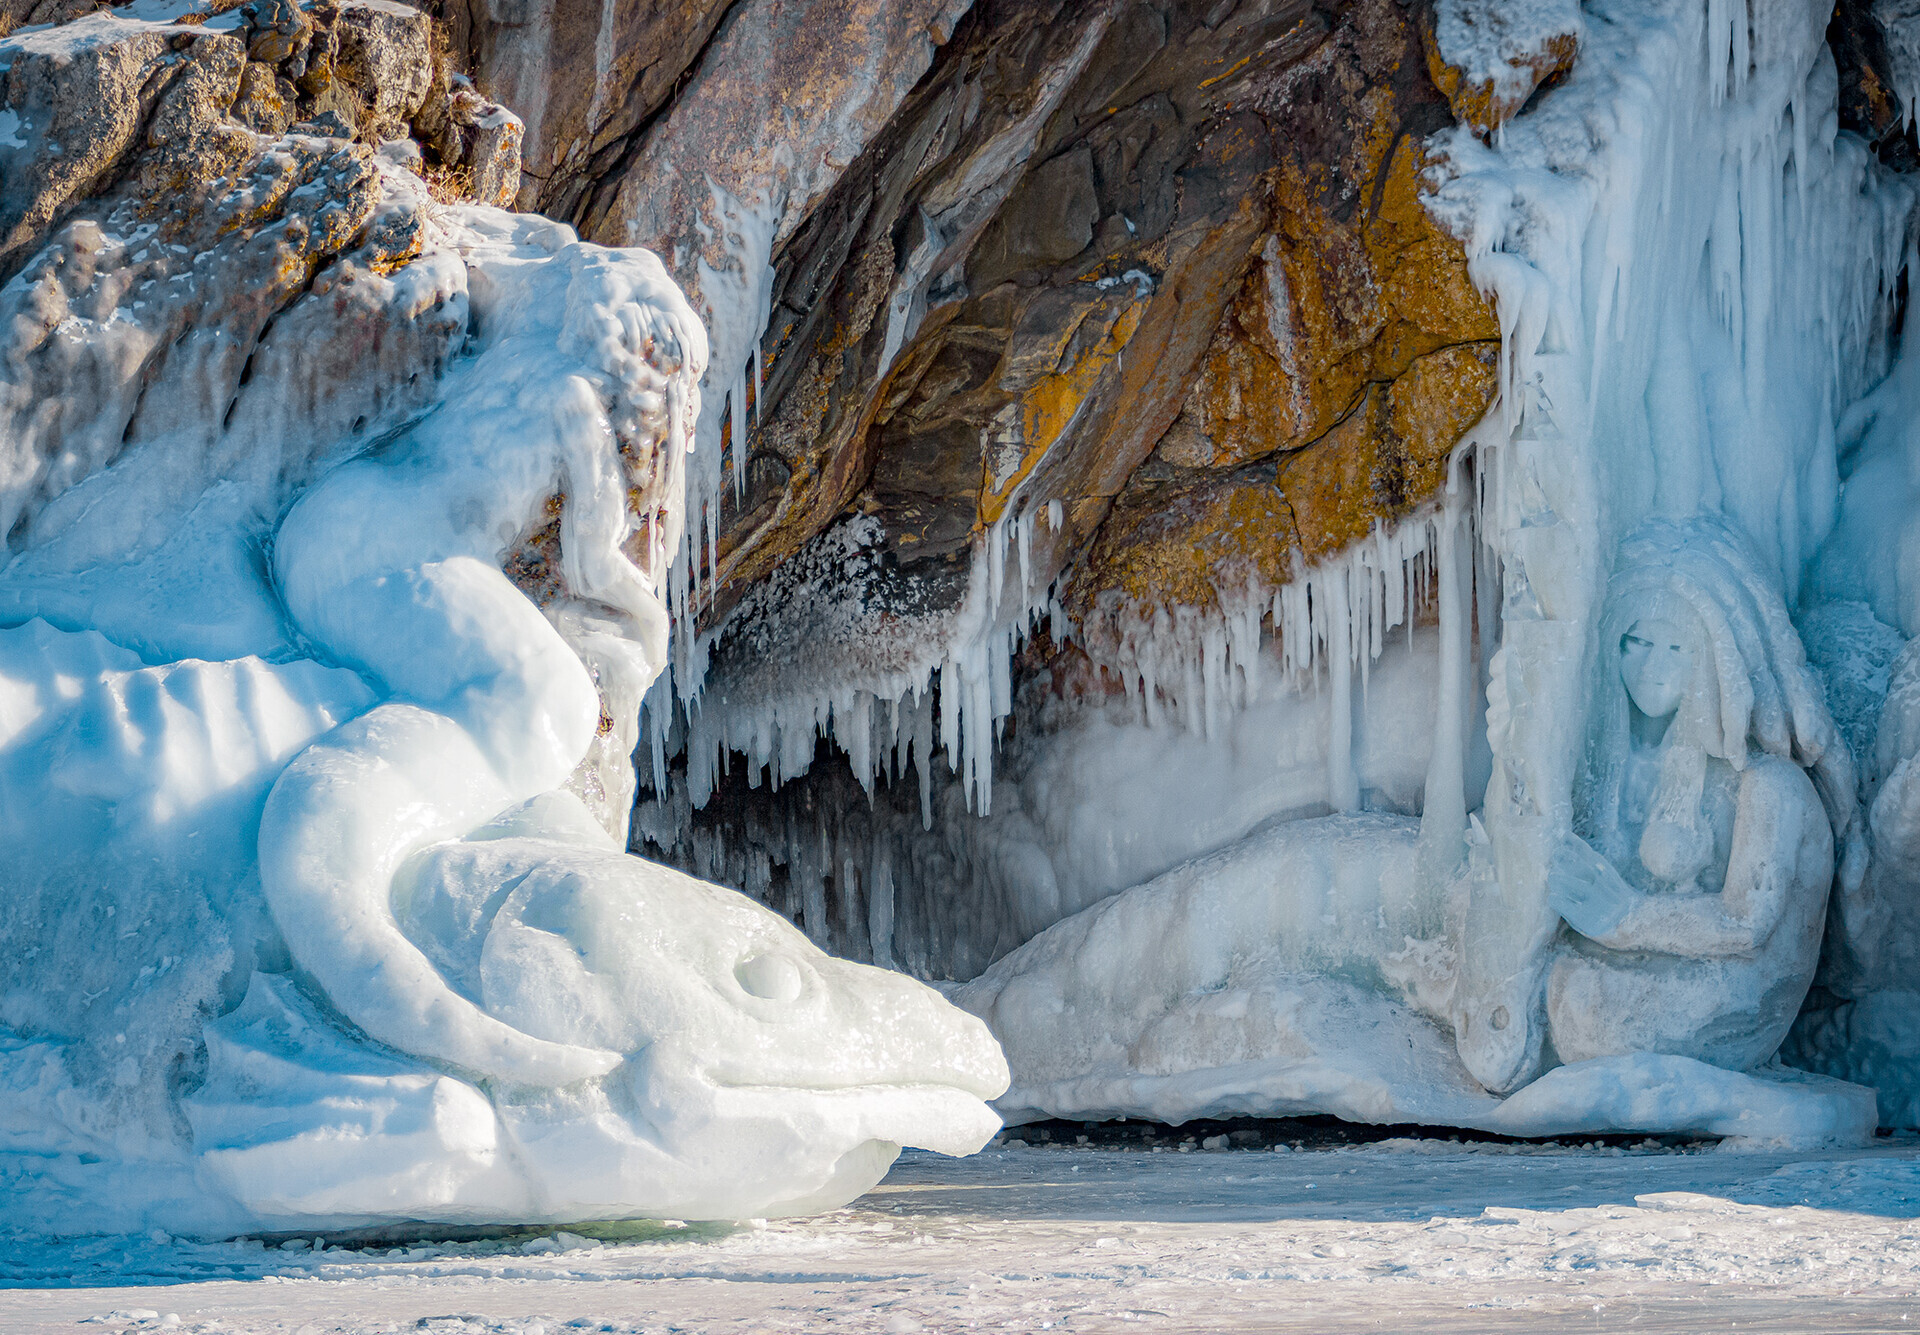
391;817;1009;1218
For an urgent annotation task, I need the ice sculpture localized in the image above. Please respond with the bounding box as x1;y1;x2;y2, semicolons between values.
956;519;1876;1145
1545;523;1855;1070
0;150;1006;1233
194;809;1005;1224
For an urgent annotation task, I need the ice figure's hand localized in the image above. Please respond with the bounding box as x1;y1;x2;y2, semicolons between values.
1547;838;1635;941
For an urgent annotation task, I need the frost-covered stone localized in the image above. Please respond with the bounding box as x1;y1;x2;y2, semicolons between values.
0;17;183;276
1423;0;1583;136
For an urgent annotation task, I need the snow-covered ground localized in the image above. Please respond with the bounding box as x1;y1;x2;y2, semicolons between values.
5;1135;1920;1333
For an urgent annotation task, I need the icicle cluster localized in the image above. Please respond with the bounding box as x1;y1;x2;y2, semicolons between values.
646;507;1067;825
1426;0;1915;592
1073;478;1501;737
663;183;778;666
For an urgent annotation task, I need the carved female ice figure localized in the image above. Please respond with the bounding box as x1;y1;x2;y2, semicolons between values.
1544;522;1859;1070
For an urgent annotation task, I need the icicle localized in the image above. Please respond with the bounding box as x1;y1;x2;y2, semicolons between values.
729;380;746;507
1324;564;1358;813
986;519;1006;620
705;498;719;612
1417;488;1470;878
803;826;830;948
868;847;895;970
840;855;859;948
938;658;960;773
1016;512;1033;610
845;691;874;797
912;683;935;830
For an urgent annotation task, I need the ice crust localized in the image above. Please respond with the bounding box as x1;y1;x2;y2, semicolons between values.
0;118;1008;1234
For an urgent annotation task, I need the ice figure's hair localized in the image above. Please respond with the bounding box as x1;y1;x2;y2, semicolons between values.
1577;517;1863;894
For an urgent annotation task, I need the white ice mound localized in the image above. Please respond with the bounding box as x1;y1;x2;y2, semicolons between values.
0;155;1007;1233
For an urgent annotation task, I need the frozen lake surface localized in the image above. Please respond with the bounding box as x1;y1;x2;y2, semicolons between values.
5;1134;1920;1333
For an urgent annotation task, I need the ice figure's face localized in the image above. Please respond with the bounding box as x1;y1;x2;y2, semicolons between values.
1619;614;1695;720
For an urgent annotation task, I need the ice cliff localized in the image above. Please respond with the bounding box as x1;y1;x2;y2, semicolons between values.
8;0;1920;1238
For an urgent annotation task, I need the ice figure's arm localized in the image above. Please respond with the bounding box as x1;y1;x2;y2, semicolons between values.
1554;762;1826;958
552;373;670;676
1545;837;1638;941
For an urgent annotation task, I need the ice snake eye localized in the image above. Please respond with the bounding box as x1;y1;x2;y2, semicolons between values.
736;953;804;1002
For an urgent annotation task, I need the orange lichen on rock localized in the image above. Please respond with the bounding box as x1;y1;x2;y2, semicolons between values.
1072;469;1302;616
1187;133;1499;476
987;295;1146;523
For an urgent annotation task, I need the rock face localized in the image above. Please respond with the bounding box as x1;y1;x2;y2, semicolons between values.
534;0;1509;969
424;0;735;215
430;0;1503;637
468;0;1501;640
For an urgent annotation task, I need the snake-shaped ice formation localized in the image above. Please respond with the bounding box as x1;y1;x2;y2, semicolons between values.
260;220;706;1087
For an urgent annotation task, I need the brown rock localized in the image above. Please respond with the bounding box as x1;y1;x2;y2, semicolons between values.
134;29;251;199
333;0;431;122
690;0;1498;643
0;19;263;281
1272;340;1497;564
590;0;975;256
0;0;103;37
1187;132;1499;473
242;0;312;67
1074;466;1302;618
1387;341;1501;467
0;17;173;279
304;75;362;135
231;60;295;134
969;144;1100;285
425;0;736;218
